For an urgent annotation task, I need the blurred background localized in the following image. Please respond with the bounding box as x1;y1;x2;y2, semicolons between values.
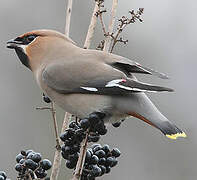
0;0;196;179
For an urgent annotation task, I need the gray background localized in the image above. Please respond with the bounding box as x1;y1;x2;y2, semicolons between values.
0;0;196;180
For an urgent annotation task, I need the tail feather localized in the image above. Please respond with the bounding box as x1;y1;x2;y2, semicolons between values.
128;112;186;140
127;79;174;92
156;121;187;140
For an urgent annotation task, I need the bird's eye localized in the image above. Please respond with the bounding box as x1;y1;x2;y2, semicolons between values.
26;35;36;43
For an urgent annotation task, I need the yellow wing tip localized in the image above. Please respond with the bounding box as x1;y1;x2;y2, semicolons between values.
166;132;187;140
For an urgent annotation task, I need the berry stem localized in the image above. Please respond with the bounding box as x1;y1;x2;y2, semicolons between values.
72;130;90;180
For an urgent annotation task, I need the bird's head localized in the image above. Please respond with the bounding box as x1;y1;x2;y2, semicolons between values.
7;29;75;71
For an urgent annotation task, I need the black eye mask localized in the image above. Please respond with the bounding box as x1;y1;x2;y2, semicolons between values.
14;34;38;45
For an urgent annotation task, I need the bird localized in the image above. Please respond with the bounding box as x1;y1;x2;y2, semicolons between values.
7;29;186;140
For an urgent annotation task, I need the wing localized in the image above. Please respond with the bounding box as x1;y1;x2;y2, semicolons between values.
42;60;173;96
105;53;169;79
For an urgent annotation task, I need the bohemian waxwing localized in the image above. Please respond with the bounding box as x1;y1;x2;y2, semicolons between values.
7;29;186;140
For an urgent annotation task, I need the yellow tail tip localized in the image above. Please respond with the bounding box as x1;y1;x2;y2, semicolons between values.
166;132;187;140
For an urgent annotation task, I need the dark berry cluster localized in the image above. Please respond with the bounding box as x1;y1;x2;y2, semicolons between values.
0;171;7;180
15;150;52;179
82;144;121;180
60;112;107;170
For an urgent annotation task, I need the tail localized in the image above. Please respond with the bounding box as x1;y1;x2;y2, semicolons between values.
116;93;187;140
157;121;187;139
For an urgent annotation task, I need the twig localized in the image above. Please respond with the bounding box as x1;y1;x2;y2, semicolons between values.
96;1;107;35
49;102;61;180
50;102;61;149
110;8;144;52
103;0;118;52
65;0;73;36
50;1;73;180
50;112;72;180
71;132;89;180
83;1;99;49
72;1;100;179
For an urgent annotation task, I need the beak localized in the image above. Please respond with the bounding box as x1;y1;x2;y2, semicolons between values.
6;39;23;49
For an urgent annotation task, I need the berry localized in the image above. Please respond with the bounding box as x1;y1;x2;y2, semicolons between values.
19;159;25;164
71;144;80;153
98;157;106;165
69;121;79;129
26;152;35;159
102;144;110;154
87;174;95;180
91;144;101;149
60;131;70;141
106;157;117;167
25;159;38;171
95;112;106;119
98;127;107;135
91;155;99;164
111;158;118;167
35;168;47;178
32;153;42;163
43;93;51;103
89;113;100;124
15;163;23;172
111;148;121;158
80;118;90;130
62;145;72;155
99;165;106;174
69;153;79;162
91;165;102;177
61;151;69;160
88;135;100;142
105;166;111;174
112;122;121;128
16;154;24;163
106;157;114;167
21;150;26;156
66;160;76;169
93;145;102;153
26;150;34;155
0;171;7;179
85;150;92;163
95;150;105;158
40;159;52;171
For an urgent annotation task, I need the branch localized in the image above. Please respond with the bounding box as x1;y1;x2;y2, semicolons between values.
65;0;73;36
83;1;99;49
71;132;89;180
50;1;73;180
72;1;100;179
103;0;118;52
50;112;72;180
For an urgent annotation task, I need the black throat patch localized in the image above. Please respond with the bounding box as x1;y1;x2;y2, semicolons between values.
15;47;31;70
